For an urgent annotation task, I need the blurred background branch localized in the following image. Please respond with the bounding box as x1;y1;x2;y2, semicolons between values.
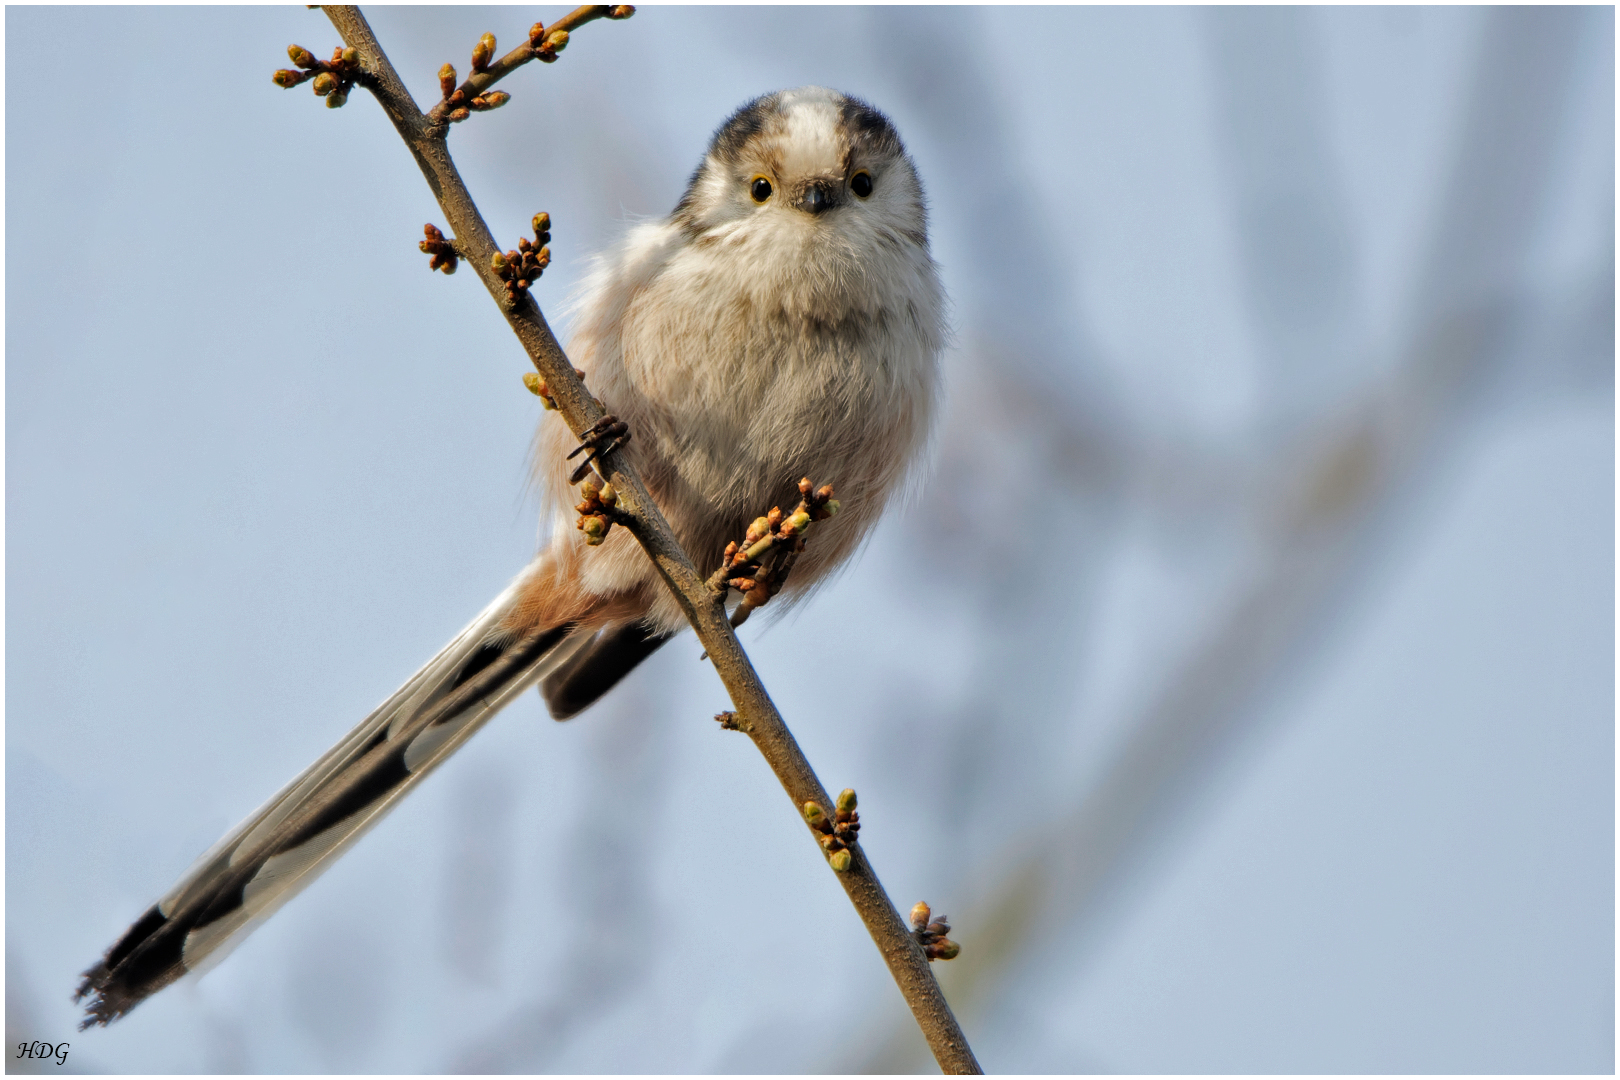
9;6;1611;1072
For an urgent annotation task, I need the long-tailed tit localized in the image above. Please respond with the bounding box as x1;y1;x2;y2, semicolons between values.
78;86;945;1026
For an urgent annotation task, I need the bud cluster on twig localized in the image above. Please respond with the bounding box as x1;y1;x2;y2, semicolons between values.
803;788;861;872
273;44;364;108
419;223;458;274
573;479;630;547
522;364;587;411
708;478;840;628
909;902;961;961
436;32;512;123
491;213;552;304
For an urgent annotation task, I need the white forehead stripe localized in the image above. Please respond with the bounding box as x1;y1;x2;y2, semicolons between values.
775;88;845;176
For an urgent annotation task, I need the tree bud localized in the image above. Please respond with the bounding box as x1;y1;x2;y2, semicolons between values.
341;47;359;66
609;5;636;18
325;89;348;109
523;372;546;396
481;91;510;110
533;211;551;235
582;515;606;538
835;788;857;815
911;902;931;930
272;69;303;88
931;939;961;960
289;44;316;68
472;32;496;71
546;29;570;52
822;499;841;518
438;63;457;97
311;72;336;96
802;802;828;829
491;251;509;272
528;21;546;47
829;849;852;872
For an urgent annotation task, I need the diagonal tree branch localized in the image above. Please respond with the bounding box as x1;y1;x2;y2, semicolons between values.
313;6;980;1073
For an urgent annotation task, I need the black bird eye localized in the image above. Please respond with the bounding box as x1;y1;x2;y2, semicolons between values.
850;170;874;198
750;175;773;203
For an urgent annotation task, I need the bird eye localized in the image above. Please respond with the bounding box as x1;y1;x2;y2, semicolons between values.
750;175;774;203
850;170;874;198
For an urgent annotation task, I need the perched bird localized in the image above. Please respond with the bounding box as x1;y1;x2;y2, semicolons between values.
77;85;946;1026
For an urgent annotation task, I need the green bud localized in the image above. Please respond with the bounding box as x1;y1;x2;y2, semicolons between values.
933;939;961;960
533;212;551;235
288;44;316;68
272;69;303;88
582;515;606;538
341;47;359;66
491;251;509;272
523;371;545;396
325;89;348;109
822;499;841;518
311;72;336;96
802;802;827;829
836;788;857;814
829;849;852;872
546;29;570;51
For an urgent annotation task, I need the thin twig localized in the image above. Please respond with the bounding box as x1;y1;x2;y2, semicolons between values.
314;7;980;1073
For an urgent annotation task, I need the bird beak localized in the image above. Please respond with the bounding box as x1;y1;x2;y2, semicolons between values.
796;179;839;215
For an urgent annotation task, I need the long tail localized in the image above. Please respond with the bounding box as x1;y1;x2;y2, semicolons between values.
76;580;576;1027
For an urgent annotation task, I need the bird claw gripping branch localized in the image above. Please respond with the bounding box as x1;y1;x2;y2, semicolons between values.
565;413;632;486
273;44;365;108
803;788;861;872
909;902;962;961
491;213;553;304
708;478;841;628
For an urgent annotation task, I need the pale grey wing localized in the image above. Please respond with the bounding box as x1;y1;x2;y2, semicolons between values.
76;582;586;1027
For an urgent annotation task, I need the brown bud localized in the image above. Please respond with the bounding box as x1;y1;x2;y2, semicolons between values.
835;788;857;815
910;902;931;930
799;476;813;496
438;63;457;98
288;44;316;68
816;484;835;502
449;107;470;123
311;72;336;96
479;91;510;110
609;5;636;18
272;69;305;88
533;211;551;235
437;256;457;274
930;939;961;961
829;849;853;873
471;32;496;72
766;506;784;529
528;20;547;48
